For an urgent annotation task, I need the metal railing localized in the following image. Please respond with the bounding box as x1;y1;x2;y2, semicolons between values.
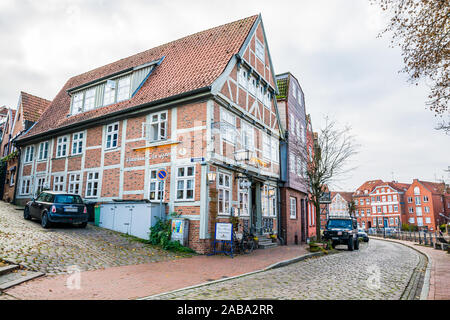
368;228;449;250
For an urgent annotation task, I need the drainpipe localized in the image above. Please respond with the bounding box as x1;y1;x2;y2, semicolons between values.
277;183;285;245
12;147;21;205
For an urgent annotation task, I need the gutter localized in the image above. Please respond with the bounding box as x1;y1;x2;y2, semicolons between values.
16;86;212;146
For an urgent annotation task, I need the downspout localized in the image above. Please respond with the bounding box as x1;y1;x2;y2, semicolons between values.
12;147;21;205
277;182;285;245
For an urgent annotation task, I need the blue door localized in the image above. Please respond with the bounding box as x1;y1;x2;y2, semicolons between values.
384;218;388;228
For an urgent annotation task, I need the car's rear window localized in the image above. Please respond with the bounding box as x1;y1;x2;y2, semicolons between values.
54;195;83;204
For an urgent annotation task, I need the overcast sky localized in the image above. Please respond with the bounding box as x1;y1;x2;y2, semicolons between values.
1;0;449;190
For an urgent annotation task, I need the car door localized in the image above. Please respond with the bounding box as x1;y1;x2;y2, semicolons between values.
30;193;45;218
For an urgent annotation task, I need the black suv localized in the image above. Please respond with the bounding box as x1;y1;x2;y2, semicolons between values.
323;217;359;251
24;191;88;229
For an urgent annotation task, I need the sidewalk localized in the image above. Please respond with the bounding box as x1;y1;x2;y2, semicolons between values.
5;245;308;300
371;237;450;300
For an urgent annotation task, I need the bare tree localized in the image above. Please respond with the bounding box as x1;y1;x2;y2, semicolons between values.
305;117;359;241
371;0;450;132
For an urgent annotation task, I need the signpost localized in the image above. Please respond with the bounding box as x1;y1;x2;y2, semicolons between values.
209;222;234;258
156;169;168;219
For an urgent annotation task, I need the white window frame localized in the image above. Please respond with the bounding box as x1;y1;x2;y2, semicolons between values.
238;184;250;216
103;80;116;106
176;166;195;201
424;206;430;213
71;132;84;155
56;136;69;158
290;197;297;219
83;88;96;112
9;170;15;186
68;173;81;195
117;76;131;102
238;67;248;89
241;121;254;151
35;176;47;195
262;133;271;161
255;38;265;62
144;110;168;142
105;122;119;150
24;145;34;163
20;177;32;195
85;171;100;198
289;154;295;174
220;109;236;145
71;92;84;115
149;169;165;201
53;174;65;192
271;136;279;163
217;172;232;215
38;141;49;161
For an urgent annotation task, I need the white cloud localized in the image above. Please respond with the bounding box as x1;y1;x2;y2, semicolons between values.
0;0;448;189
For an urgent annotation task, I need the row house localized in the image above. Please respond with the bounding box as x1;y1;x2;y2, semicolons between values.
362;182;409;230
276;72;315;244
306;116;317;237
329;192;353;217
0;92;51;202
404;179;449;232
15;14;283;253
353;180;384;229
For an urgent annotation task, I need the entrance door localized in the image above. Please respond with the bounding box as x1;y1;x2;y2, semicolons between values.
300;199;306;242
384;218;388;228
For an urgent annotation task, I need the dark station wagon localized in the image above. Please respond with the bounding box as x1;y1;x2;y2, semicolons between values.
24;191;88;228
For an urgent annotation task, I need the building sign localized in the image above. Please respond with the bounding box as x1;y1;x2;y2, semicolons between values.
126;152;170;163
239;179;251;189
215;222;233;241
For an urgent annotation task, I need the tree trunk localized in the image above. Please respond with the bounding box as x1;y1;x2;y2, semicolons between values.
315;202;321;242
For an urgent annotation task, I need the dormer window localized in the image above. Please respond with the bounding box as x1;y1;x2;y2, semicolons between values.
69;60;158;116
103;80;117;106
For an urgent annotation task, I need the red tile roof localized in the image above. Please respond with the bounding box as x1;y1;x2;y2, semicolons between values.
19;15;259;141
354;180;384;196
418;180;447;195
20;92;51;123
387;181;410;192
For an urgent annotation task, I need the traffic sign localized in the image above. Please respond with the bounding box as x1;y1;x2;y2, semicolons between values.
157;169;168;181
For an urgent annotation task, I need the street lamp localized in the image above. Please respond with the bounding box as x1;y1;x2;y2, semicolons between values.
207;171;217;184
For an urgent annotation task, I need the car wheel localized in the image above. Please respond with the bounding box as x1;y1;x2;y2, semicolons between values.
348;238;354;251
354;238;360;250
77;222;87;228
24;207;32;220
331;241;337;249
41;212;51;229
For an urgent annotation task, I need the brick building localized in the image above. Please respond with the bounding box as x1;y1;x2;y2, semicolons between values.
403;179;449;232
276;72;310;244
15;15;283;253
353;180;384;229
0;92;51;203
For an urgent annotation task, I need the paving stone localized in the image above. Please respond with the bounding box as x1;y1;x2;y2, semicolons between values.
0;202;190;275
150;240;422;300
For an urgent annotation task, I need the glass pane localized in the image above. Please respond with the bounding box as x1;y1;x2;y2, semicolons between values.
187;166;194;176
178;167;185;177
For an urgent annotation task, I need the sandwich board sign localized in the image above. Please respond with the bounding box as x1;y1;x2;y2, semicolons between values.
209;222;234;258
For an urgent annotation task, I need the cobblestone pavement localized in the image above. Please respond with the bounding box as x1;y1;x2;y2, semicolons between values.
151;239;424;300
0;202;190;275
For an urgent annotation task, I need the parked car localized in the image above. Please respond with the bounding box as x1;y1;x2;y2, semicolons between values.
24;191;88;228
357;228;369;242
323;217;359;251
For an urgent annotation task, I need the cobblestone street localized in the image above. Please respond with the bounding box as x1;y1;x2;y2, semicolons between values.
150;239;425;300
0;202;189;275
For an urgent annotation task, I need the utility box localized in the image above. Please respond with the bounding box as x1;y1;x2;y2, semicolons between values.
99;202;166;240
171;218;189;246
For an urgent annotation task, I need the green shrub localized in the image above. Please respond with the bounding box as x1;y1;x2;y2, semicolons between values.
440;224;447;232
149;217;196;253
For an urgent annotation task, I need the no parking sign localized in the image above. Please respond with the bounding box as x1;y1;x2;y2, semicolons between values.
157;169;168;181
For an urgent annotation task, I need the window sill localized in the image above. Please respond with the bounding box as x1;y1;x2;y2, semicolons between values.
174;199;195;202
69;154;83;158
104;147;120;153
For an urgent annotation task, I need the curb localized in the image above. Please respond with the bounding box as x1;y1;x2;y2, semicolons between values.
138;250;330;300
369;236;431;300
